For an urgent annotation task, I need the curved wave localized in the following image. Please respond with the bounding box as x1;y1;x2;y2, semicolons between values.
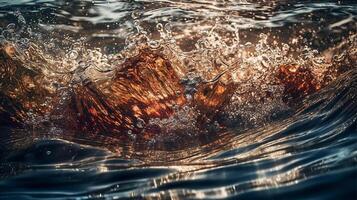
0;1;356;199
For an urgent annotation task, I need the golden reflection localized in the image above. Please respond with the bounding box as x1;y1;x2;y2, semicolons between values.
253;165;301;188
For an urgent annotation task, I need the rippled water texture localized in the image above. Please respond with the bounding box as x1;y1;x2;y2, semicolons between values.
0;0;357;199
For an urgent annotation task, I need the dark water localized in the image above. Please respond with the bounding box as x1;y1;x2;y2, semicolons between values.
0;0;357;199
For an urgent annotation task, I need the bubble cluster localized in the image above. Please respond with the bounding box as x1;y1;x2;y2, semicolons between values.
0;13;353;137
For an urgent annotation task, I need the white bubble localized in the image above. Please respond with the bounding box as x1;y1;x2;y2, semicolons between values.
148;40;160;49
156;23;163;31
67;50;79;60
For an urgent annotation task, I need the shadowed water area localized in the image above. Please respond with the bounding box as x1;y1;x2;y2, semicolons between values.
0;0;356;199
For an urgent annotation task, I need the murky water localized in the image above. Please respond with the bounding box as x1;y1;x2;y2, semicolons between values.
0;0;356;199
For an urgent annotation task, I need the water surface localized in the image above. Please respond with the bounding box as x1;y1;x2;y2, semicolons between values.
0;0;356;199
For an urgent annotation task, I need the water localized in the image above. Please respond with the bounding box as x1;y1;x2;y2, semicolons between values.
0;0;356;199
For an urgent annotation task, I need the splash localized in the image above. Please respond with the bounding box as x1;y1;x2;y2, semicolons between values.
0;12;355;148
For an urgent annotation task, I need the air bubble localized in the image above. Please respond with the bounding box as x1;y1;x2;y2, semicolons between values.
164;23;172;33
2;30;13;40
156;23;163;31
18;38;30;49
6;23;16;32
136;118;145;129
67;50;79;60
131;11;141;19
148;40;160;49
282;43;290;53
259;33;268;42
128;130;137;140
245;42;253;47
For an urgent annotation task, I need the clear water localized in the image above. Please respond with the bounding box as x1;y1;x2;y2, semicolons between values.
0;0;356;199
